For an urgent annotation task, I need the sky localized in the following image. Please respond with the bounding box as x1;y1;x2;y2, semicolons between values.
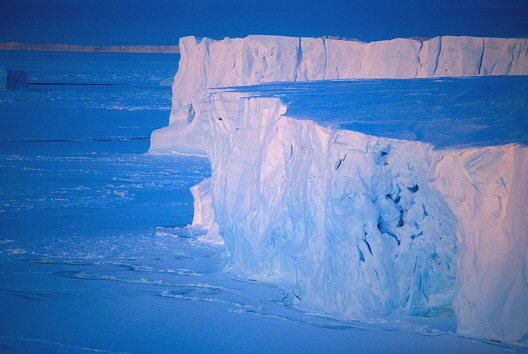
1;0;527;45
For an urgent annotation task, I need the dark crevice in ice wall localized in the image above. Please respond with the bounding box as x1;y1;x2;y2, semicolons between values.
204;41;210;87
416;40;424;77
377;215;402;246
294;37;303;82
433;37;442;76
323;39;328;80
478;39;485;76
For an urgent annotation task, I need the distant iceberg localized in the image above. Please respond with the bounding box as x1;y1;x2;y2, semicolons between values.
0;66;28;91
150;35;528;346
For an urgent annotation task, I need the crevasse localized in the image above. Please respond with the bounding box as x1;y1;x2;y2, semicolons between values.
149;35;528;346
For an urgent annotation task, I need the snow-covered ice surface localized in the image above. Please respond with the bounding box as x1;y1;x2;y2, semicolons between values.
219;76;528;148
0;50;526;353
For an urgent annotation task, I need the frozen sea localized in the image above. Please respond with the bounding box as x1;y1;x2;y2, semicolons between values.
0;51;526;353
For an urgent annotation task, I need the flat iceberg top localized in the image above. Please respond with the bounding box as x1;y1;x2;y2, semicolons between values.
213;76;528;149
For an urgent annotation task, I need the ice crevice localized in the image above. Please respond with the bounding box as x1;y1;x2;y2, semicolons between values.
433;36;442;76
415;39;424;77
294;37;302;82
478;39;485;76
149;34;528;346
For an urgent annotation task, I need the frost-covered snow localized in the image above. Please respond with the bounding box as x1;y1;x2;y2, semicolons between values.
150;35;528;346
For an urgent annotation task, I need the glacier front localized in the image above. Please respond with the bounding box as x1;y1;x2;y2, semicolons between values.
149;35;528;346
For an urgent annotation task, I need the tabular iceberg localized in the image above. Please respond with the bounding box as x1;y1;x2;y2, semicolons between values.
150;35;528;155
149;35;528;346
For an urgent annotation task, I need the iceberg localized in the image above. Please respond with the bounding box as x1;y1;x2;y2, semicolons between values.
150;35;528;155
150;35;528;345
0;66;28;91
0;66;6;91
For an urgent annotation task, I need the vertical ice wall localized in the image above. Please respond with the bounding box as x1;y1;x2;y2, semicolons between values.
196;93;458;319
188;91;528;344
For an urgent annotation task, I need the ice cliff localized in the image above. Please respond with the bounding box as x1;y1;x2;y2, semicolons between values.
149;35;528;345
150;35;528;154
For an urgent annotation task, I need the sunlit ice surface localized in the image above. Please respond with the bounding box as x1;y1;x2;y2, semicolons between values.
0;51;525;353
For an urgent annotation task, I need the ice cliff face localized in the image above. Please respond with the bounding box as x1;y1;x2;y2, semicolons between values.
150;35;528;345
172;35;528;101
186;92;527;345
430;145;528;344
195;93;459;319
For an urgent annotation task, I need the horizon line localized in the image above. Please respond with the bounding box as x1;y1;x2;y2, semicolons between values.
0;42;180;54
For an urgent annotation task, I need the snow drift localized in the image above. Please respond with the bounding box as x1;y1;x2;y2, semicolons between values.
149;35;528;345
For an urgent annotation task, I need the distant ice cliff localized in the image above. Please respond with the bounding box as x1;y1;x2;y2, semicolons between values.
151;35;527;155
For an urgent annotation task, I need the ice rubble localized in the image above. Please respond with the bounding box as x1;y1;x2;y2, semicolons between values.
149;35;528;345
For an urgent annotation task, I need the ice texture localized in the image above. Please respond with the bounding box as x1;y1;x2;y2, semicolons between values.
197;94;459;318
149;35;528;345
190;178;222;245
430;145;528;344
